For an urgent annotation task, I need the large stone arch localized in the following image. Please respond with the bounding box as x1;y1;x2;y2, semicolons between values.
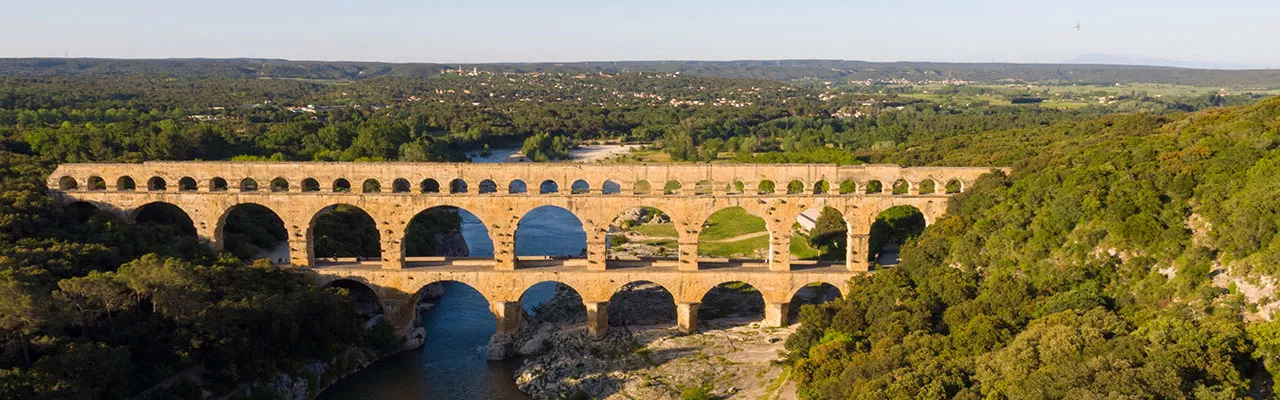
306;203;383;261
606;280;677;326
321;278;385;315
402;204;495;260
214;202;290;262
513;205;587;259
130;201;196;236
518;280;587;323
695;205;771;260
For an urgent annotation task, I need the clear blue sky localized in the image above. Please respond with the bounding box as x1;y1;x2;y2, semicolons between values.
2;0;1276;67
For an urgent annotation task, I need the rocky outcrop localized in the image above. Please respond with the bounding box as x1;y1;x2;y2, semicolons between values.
435;231;470;257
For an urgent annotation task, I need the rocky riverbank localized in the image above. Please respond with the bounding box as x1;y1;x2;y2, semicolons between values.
511;320;797;399
503;282;816;399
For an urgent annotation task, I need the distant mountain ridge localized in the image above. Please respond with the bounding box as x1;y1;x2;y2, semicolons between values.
1065;53;1275;71
2;58;1279;88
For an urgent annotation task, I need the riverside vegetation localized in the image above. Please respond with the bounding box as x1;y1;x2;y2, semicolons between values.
3;60;1280;398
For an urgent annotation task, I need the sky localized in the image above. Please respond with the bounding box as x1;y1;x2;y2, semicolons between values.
1;0;1277;68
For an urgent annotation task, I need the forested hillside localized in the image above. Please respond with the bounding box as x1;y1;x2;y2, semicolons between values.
787;97;1280;398
4;58;1280;88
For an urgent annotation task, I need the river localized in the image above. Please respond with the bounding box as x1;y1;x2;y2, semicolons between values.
319;149;592;400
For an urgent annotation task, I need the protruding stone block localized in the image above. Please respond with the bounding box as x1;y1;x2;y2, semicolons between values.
678;303;699;333
491;301;523;334
586;301;608;338
764;302;790;327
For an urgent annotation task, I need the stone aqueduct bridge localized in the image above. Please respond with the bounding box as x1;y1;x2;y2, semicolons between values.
48;162;999;340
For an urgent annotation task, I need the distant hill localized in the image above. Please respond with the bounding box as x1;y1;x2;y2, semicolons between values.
1065;53;1274;71
2;58;1279;89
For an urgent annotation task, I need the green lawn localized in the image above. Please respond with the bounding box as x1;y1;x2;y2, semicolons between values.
638;238;678;249
790;236;822;259
698;235;769;258
700;207;766;241
628;222;677;238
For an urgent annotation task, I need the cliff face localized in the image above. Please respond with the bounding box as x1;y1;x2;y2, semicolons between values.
436;231;470;257
404;207;471;257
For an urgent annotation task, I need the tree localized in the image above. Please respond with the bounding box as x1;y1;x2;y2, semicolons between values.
0;273;55;367
56;271;136;339
808;208;847;260
114;254;210;323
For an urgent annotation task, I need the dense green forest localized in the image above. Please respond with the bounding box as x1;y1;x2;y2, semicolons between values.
786;97;1280;399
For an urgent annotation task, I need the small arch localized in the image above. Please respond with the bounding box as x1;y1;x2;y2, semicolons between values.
757;180;776;195
58;176;78;190
508;179;528;194
519;281;585;323
730;180;746;194
838;179;857;194
270;177;289;192
945;179;963;194
116;176;136;191
694;180;714;195
812;180;830;194
333;179;351;193
864;180;883;194
323;279;384;316
633;180;652;195
918;179;937;195
539;180;559;194
479;179;498;194
786;180;805;194
570;179;589;195
699;281;764;327
663;180;681;195
86;176;106;191
210;177;228;192
301;178;319;192
608;281;676;326
420;178;441;193
392;178;411;193
602;180;622;195
892;179;910;195
178;177;198;192
362;179;381;193
147;177;167;191
240;178;259;192
449;179;468;194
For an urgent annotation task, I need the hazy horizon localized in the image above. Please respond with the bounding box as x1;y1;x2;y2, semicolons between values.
3;0;1277;69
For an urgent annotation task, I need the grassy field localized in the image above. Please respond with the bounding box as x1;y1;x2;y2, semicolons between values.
699;207;766;241
628;222;678;238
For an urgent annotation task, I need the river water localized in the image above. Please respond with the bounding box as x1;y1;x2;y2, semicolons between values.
319;149;589;400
